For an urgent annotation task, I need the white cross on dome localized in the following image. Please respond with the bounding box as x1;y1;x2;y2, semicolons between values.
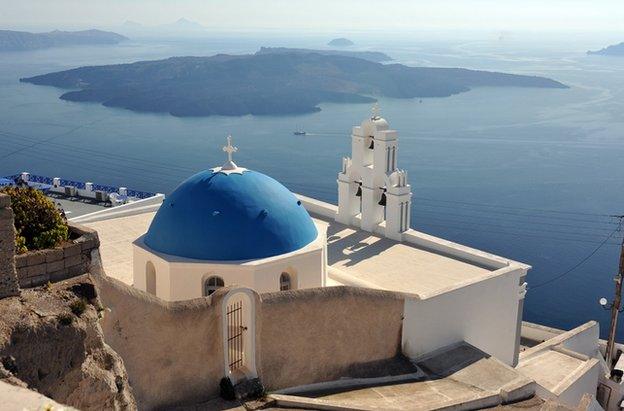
222;135;238;170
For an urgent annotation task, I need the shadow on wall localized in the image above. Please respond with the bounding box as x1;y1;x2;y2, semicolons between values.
259;286;405;390
94;274;407;409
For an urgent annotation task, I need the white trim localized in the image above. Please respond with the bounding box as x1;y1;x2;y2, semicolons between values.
221;288;258;384
210;166;249;176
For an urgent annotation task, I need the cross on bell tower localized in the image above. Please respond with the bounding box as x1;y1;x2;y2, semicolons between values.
371;103;380;120
222;135;238;170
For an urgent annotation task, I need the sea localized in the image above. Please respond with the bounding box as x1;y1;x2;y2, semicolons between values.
1;30;624;339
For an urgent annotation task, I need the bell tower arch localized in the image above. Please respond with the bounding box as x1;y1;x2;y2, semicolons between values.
336;104;412;239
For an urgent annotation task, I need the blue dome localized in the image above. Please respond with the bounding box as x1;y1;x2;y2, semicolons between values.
144;169;318;261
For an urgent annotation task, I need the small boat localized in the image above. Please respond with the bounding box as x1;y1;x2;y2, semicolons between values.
293;130;307;135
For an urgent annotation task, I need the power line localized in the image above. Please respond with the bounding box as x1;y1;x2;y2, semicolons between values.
415;201;618;226
413;196;616;218
415;207;618;233
0;118;108;161
0;130;198;175
416;211;623;242
530;221;623;290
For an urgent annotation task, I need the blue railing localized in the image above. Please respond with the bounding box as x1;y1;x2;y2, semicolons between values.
3;173;156;200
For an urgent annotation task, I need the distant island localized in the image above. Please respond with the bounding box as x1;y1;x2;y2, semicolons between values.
328;38;354;47
256;47;392;63
587;42;624;56
20;50;568;117
0;29;127;52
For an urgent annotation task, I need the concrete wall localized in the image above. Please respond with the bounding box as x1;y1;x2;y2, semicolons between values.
520;322;602;362
70;194;165;224
258;286;405;390
0;194;19;298
518;321;604;409
94;279;406;408
14;223;100;288
551;359;601;409
94;274;225;410
402;265;524;366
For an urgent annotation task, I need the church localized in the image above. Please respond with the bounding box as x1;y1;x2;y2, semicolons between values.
132;107;413;301
71;107;614;410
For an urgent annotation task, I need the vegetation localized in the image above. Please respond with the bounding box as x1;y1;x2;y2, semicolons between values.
69;299;87;317
0;187;68;253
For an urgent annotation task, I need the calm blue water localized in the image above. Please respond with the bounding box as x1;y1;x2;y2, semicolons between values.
1;32;624;338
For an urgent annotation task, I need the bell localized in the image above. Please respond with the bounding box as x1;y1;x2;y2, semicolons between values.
368;139;374;150
355;185;362;197
378;192;387;206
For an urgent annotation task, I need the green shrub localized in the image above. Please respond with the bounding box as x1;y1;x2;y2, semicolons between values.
69;299;87;316
0;186;68;253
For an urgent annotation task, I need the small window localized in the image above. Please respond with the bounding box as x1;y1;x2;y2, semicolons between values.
280;272;291;291
204;276;224;296
146;261;156;295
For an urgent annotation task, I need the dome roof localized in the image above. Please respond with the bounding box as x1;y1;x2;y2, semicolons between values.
144;169;318;261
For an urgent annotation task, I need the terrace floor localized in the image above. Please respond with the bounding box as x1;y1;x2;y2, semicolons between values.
84;202;496;297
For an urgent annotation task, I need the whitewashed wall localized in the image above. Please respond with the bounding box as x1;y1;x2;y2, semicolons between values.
133;245;172;299
132;226;326;301
402;265;525;366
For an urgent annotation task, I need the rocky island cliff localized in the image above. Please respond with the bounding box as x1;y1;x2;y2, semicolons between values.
588;42;624;56
0;29;128;52
21;50;568;118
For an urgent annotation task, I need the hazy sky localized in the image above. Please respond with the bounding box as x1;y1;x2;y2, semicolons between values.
1;0;623;32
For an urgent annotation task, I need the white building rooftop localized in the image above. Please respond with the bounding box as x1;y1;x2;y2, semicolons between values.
81;194;526;298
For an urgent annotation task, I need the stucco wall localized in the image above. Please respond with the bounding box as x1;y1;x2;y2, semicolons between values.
258;286;405;390
402;266;523;366
94;274;225;410
133;232;326;301
95;278;406;407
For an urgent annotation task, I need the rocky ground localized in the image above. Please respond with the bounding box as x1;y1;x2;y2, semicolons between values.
0;274;136;410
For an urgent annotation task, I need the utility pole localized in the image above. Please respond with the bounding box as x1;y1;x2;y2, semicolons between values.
605;221;624;367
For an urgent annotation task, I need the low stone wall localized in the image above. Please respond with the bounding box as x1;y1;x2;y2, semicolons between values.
93;277;406;409
258;286;405;391
15;223;100;288
94;274;225;410
0;194;20;298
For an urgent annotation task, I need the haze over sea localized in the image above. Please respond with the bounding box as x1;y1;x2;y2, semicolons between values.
1;31;624;338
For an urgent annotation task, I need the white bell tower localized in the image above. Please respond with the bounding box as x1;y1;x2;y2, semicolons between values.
336;105;412;240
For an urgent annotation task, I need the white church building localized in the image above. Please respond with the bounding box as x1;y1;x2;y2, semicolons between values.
132;136;328;300
132;108;416;301
72;108;615;410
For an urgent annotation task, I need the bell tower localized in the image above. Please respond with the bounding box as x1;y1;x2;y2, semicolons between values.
336;105;412;239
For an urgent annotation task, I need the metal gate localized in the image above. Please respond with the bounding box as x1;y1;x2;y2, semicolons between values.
226;300;245;372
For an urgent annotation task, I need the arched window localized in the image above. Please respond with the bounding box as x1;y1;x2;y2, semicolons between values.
204;276;224;296
146;261;156;295
280;272;291;291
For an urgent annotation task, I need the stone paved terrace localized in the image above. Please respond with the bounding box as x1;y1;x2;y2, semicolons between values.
266;343;534;410
315;212;493;295
84;211;155;284
84;207;496;296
